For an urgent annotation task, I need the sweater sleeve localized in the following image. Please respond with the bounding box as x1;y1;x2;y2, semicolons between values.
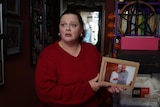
35;52;95;106
98;87;113;107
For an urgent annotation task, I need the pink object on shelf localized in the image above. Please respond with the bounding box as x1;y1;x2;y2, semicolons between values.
120;36;160;50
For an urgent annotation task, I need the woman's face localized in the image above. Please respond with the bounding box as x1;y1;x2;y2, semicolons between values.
59;14;83;43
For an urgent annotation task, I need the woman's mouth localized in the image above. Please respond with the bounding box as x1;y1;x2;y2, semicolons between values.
65;33;72;37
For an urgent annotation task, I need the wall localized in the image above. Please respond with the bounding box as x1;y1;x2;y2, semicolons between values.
0;0;39;107
0;0;60;106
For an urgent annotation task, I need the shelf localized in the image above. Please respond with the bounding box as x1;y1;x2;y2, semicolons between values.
113;1;160;57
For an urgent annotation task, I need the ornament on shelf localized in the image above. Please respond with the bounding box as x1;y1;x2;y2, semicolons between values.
107;13;114;20
107;32;114;39
108;22;114;29
114;43;120;50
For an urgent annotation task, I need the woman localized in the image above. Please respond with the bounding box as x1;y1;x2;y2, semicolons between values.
35;10;124;107
110;65;121;84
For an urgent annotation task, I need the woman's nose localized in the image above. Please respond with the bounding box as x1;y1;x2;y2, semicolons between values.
66;25;71;30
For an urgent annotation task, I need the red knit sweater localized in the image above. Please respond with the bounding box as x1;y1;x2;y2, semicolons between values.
35;41;104;107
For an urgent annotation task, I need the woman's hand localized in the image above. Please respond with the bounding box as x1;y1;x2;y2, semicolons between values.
88;74;126;93
88;74;100;92
107;86;125;93
99;81;126;94
113;78;118;80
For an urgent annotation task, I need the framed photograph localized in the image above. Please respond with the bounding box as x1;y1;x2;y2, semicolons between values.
5;0;20;16
4;19;23;55
0;3;3;35
98;57;140;89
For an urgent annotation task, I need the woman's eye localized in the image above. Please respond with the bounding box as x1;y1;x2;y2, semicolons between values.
60;23;66;27
70;24;77;28
60;23;77;28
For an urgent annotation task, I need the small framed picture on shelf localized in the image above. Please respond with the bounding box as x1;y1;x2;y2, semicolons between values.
5;0;20;16
4;19;23;55
98;57;140;89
